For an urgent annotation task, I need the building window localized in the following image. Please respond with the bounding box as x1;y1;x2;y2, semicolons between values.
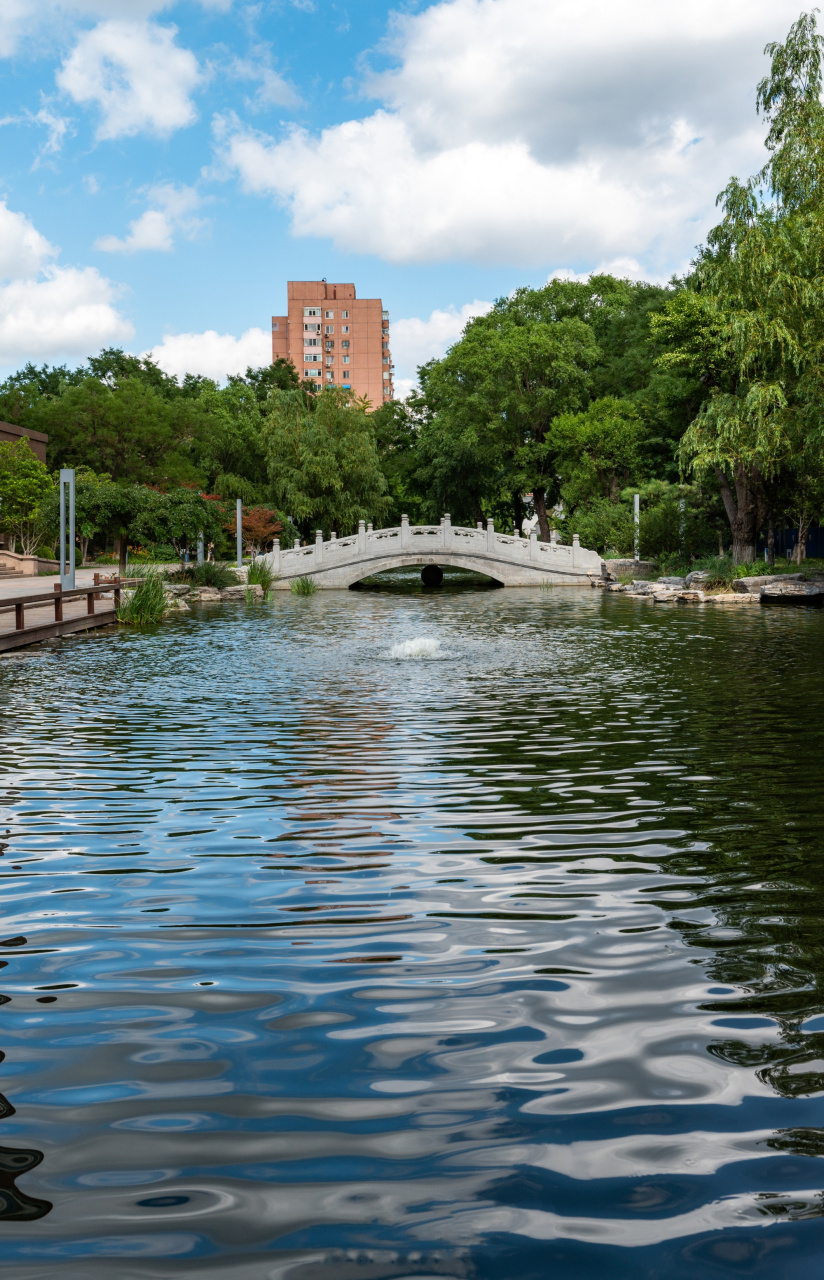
304;308;321;317
383;372;390;379
342;356;350;364
325;310;334;319
272;322;280;331
304;369;321;377
304;339;320;347
383;357;390;364
341;325;349;334
382;311;389;320
324;325;334;334
341;340;350;349
325;341;334;352
304;323;320;333
341;310;349;318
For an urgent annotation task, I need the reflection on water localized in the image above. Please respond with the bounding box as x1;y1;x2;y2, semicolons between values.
0;589;823;1278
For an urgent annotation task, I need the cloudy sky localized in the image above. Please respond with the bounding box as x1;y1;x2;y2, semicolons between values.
0;0;804;393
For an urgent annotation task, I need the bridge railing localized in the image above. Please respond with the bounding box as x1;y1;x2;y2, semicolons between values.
260;513;600;577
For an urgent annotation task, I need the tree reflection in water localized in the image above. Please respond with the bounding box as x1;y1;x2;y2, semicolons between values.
0;935;51;1222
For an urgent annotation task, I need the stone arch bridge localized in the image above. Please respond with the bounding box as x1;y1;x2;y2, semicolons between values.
259;515;605;588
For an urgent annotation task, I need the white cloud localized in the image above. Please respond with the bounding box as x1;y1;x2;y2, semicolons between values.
213;0;801;274
230;56;298;111
0;104;73;167
57;20;201;140
391;300;492;397
95;183;205;253
0;2;232;58
0;201;133;365
145;327;271;381
0;201;57;279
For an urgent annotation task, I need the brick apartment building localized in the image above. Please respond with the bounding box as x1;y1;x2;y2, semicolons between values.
271;281;393;405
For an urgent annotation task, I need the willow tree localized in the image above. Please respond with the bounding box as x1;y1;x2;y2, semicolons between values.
668;12;824;562
264;387;389;539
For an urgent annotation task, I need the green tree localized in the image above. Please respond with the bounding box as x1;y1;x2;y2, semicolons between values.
29;376;205;486
553;397;645;510
264;387;390;538
371;398;427;526
195;379;269;503
667;11;824;561
0;438;54;555
418;303;600;536
131;488;228;559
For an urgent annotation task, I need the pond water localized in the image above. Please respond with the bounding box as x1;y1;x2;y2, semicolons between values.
0;587;823;1279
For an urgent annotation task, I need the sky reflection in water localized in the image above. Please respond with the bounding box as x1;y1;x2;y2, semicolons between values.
0;587;823;1279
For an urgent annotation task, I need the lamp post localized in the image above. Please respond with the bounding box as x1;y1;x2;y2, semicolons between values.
633;493;640;563
59;468;76;590
236;499;242;569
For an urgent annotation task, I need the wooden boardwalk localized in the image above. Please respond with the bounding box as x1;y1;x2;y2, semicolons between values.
0;579;135;653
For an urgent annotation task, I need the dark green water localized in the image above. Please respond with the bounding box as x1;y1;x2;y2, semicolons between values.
0;588;823;1279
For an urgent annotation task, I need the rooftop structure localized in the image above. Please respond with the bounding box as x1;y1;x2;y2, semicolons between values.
271;281;392;405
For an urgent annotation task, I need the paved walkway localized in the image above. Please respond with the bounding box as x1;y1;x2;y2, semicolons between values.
0;569;103;602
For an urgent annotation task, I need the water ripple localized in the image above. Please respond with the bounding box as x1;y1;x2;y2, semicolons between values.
0;591;823;1278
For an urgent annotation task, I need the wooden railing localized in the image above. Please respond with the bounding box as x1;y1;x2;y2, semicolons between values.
0;576;141;651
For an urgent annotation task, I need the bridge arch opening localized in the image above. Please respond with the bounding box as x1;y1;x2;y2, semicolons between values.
349;563;504;592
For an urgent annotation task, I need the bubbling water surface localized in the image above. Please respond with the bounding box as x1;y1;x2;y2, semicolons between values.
389;637;442;659
0;588;823;1280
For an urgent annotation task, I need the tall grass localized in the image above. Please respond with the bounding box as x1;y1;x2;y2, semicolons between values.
125;563;169;580
116;569;168;625
170;562;239;590
291;575;316;595
247;559;277;591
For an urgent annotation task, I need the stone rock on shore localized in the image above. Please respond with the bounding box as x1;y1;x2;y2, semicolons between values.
605;559;656;579
220;583;264;601
704;592;760;605
163;594;190;613
761;581;822;605
732;573;806;594
190;586;222;601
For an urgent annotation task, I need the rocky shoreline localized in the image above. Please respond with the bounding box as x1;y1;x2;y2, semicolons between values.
593;571;824;606
120;582;267;614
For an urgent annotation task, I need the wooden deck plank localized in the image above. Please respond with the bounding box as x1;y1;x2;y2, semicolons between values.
0;596;118;653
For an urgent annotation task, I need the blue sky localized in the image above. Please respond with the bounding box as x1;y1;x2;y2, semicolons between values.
0;0;805;393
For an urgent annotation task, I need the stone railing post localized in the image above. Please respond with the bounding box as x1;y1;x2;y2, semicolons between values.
443;512;451;548
358;519;366;553
315;529;323;565
401;513;409;549
367;522;373;533
572;532;580;566
529;529;537;561
550;529;558;544
486;517;495;551
331;531;337;541
271;538;281;573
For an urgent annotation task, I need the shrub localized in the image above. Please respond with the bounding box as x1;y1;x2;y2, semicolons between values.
291;575;316;595
117;570;168;625
169;561;239;590
247;559;276;591
563;498;634;557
